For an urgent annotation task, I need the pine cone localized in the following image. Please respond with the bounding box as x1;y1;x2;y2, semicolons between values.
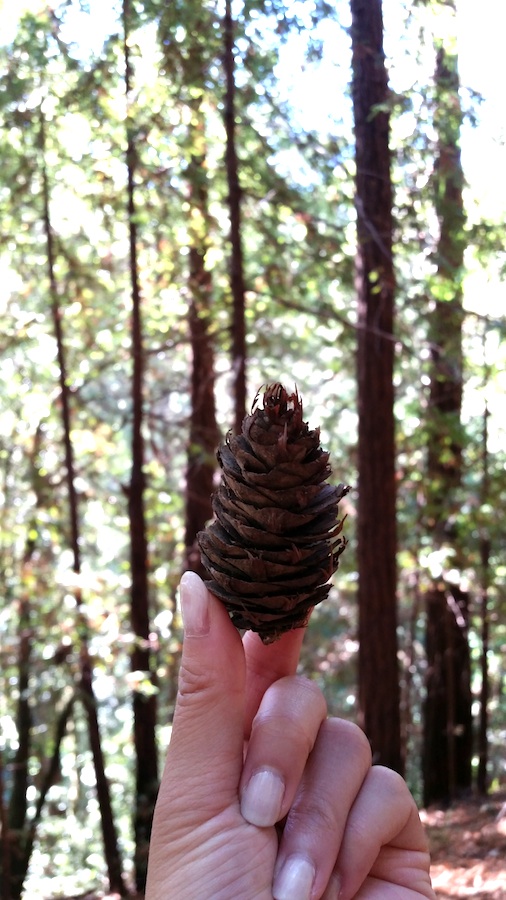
198;384;350;643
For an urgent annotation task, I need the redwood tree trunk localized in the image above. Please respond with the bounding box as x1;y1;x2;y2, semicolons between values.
477;532;490;795
423;587;472;805
422;16;471;806
477;392;491;794
184;282;218;575
0;752;11;900
6;600;32;900
183;54;219;575
224;0;247;433
123;1;158;887
350;0;402;773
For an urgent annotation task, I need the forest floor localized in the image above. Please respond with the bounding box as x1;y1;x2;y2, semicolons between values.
45;792;506;900
423;790;506;898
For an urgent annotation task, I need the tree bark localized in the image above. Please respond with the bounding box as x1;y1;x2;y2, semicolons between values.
6;600;32;900
477;533;490;795
184;281;218;575
182;52;219;576
122;1;159;888
224;0;247;434
477;394;490;795
422;14;471;806
350;0;402;773
423;586;472;806
0;751;10;900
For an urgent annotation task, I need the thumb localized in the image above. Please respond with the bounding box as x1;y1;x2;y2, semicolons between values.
158;572;246;821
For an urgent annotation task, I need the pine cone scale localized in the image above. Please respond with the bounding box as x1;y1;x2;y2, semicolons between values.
201;553;333;592
218;471;324;510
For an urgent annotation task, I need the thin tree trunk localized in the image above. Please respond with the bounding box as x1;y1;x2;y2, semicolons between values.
183;104;219;576
401;572;421;770
477;390;490;794
41;111;126;896
477;536;490;794
9;615;32;801
122;2;158;888
224;0;247;433
350;0;402;773
0;750;10;900
5;600;32;900
4;431;60;898
184;289;217;574
23;698;75;874
422;11;471;805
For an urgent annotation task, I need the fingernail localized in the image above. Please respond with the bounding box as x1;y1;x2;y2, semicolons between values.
272;855;315;900
240;769;285;826
180;572;210;636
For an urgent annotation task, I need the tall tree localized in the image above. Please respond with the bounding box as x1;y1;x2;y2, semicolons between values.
183;24;220;573
350;0;402;772
224;0;247;433
5;597;32;900
184;147;219;574
41;109;126;897
122;0;158;887
0;9;132;886
477;363;491;795
421;5;472;806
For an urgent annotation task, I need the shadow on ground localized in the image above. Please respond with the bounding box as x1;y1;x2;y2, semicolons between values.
422;791;506;899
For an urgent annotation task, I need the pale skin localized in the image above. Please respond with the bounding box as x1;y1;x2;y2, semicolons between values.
146;571;436;900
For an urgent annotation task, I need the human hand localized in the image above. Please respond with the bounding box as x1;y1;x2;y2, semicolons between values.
145;572;435;900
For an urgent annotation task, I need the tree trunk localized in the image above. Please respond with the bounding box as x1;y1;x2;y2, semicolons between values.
6;600;32;900
423;586;472;806
122;1;159;888
23;698;75;881
41;111;126;897
350;0;402;773
224;0;247;433
477;396;491;794
183;68;219;577
422;10;471;806
184;284;218;575
0;751;10;900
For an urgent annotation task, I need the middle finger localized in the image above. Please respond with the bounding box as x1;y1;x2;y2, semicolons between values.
240;674;327;828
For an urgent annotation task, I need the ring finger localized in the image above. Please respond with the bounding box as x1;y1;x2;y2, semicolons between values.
273;718;372;900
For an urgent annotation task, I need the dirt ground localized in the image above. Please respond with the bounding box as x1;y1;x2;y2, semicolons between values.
422;791;506;899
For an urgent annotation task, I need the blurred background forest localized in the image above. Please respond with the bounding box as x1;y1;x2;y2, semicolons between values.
0;0;505;897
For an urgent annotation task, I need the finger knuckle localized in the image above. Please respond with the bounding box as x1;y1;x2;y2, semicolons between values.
288;793;339;839
176;661;208;706
293;675;327;715
325;717;372;767
251;676;327;757
372;764;410;803
258;675;327;723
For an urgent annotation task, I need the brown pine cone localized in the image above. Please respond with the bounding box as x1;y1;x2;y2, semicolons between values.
198;384;350;643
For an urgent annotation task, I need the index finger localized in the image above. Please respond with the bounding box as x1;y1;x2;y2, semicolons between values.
243;625;306;736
